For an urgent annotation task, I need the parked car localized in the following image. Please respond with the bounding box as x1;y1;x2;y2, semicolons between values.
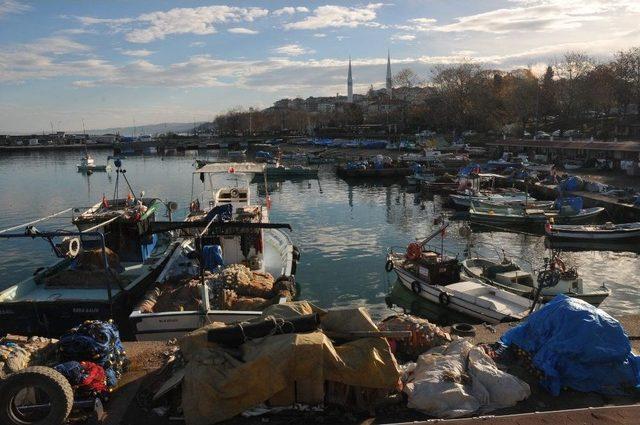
535;131;551;139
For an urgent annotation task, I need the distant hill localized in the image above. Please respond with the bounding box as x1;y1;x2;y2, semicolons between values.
85;122;206;136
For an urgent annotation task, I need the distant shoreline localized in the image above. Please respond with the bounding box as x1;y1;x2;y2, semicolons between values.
0;144;113;153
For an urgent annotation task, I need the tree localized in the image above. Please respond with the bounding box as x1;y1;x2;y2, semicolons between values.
393;68;424;88
554;52;595;126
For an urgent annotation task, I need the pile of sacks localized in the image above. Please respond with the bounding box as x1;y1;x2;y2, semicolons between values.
139;277;203;313
211;264;296;311
402;339;530;418
0;335;58;378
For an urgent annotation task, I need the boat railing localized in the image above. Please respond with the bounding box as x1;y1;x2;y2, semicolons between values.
0;229;117;316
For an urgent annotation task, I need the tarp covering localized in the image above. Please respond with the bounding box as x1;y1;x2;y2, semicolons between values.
501;295;640;396
179;302;400;425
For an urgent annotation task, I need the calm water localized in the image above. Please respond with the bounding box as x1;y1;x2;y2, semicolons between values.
1;150;639;318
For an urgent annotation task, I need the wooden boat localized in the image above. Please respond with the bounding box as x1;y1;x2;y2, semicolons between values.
128;162;299;340
0;196;177;339
462;257;609;306
469;202;604;228
385;224;533;324
545;221;640;242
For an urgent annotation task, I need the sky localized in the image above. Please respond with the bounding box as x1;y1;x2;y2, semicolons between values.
1;0;640;133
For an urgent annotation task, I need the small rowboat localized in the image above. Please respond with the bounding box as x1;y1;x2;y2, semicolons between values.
469;202;604;228
462;257;609;306
545;221;640;242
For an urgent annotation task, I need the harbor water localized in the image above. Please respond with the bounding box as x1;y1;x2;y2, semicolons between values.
1;149;639;318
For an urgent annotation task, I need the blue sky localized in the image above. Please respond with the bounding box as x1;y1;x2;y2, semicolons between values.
1;0;640;133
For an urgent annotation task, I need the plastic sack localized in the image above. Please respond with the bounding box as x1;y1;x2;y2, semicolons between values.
501;295;640;396
402;339;529;418
559;176;583;192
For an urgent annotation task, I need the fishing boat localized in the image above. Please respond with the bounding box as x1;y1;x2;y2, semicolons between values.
77;153;110;172
385;223;534;324
257;162;319;179
0;194;177;339
563;159;584;170
474;199;555;210
462;256;609;306
545;221;640;243
469;202;604;229
128;162;299;340
406;172;436;186
450;191;533;209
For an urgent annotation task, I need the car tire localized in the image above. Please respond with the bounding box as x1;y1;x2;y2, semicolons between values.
0;366;74;425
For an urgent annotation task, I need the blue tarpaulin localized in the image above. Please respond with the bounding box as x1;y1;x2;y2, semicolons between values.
559;176;584;192
501;295;640;396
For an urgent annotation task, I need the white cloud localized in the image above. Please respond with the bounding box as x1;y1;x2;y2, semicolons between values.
272;44;315;56
433;0;638;33
391;34;416;41
284;3;385;30
72;80;97;88
228;27;259;35
189;41;205;47
313;33;326;38
273;6;309;16
119;49;154;57
77;6;269;43
0;0;30;18
395;17;437;32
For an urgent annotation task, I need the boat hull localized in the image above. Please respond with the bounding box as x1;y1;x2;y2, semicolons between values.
392;266;526;324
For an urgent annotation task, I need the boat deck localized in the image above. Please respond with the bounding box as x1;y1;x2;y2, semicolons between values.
446;281;532;317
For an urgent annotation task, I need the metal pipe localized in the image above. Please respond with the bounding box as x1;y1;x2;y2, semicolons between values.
0;208;72;234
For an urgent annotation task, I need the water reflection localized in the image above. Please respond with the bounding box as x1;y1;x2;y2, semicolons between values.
0;150;638;318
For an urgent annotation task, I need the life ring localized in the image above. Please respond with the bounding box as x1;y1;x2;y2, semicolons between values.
411;281;421;294
406;243;422;261
385;259;394;272
439;292;451;305
230;188;240;198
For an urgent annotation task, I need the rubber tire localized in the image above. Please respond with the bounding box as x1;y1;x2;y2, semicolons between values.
451;323;476;337
411;281;421;294
0;366;74;425
439;292;450;305
385;260;394;272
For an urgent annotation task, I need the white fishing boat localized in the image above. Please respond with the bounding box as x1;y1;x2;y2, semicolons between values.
129;162;299;340
77;153;111;172
545;221;640;242
385;224;534;324
462;256;609;306
0;193;177;339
